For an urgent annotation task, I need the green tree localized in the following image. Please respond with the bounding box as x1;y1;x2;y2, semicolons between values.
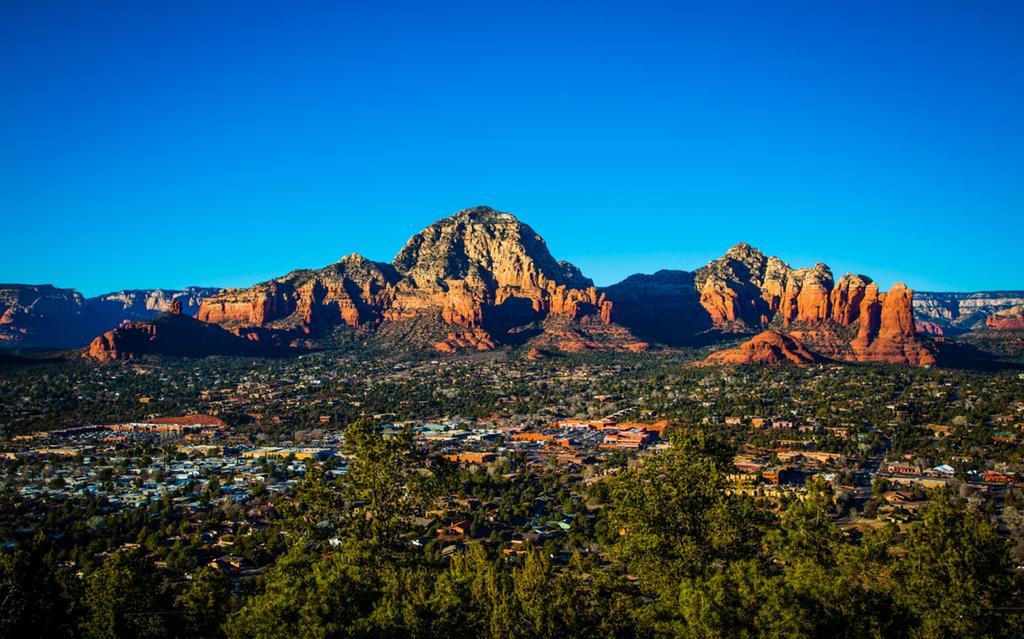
895;491;1019;639
338;419;439;549
608;429;762;594
0;549;76;639
82;549;168;639
225;543;384;639
183;566;231;638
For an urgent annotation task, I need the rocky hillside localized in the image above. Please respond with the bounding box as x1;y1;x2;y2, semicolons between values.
0;285;219;349
195;207;632;354
89;287;216;322
699;330;823;366
608;243;936;366
913;291;1024;333
197;254;400;331
602;270;709;345
194;220;936;365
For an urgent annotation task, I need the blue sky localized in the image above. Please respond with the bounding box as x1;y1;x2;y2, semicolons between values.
1;1;1021;296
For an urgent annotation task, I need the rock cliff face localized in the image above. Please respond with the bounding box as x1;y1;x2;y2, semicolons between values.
613;243;936;366
986;305;1024;331
779;264;834;326
849;283;936;366
0;284;88;348
197;254;399;330
386;207;612;334
693;243;780;326
913;291;1024;333
601;270;709;345
700;330;822;366
88;287;216;320
196;207;630;353
830;274;872;326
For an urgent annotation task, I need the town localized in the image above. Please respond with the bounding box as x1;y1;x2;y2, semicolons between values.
4;353;1023;580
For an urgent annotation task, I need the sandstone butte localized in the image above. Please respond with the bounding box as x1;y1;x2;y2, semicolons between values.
699;330;822;366
87;300;267;362
986;305;1024;331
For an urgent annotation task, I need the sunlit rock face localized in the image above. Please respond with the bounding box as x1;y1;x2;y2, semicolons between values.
194;206;637;354
985;305;1024;331
699;330;823;366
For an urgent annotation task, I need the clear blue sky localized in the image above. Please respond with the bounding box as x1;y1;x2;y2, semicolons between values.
1;1;1021;296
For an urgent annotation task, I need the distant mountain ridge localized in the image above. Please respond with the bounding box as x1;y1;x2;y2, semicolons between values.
913;291;1024;333
0;284;219;349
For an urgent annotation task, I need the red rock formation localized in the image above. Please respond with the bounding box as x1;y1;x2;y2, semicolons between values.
433;329;498;353
86;312;268;362
88;321;155;362
687;244;936;366
697;285;742;325
197;280;299;326
694;245;836;329
700;330;822;366
694;243;773;326
79;211;940;366
794;266;832;323
524;347;548;361
387;208;615;337
779;265;833;327
195;207;635;354
986;305;1024;330
850;283;936;366
915;320;945;336
830;274;871;326
760;257;791;315
198;254;399;333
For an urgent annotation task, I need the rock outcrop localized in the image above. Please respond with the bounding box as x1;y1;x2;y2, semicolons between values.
848;283;937;366
0;284;88;348
693;243;778;326
386;207;613;336
830;274;872;326
986;305;1024;331
16;207;951;367
87;287;216;322
779;264;834;326
87;310;269;362
197;255;399;330
700;330;822;366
